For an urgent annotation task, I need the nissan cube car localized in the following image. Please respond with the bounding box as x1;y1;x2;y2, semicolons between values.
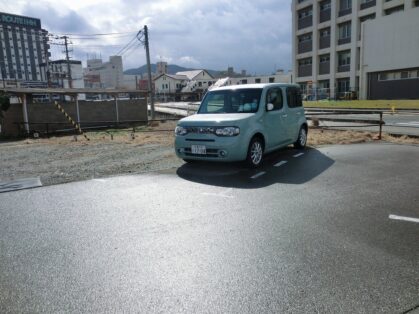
175;83;307;167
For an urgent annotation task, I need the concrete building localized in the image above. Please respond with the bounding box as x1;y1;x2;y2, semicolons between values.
40;59;86;100
292;0;419;99
0;12;50;87
154;69;294;94
84;56;124;88
156;61;168;75
154;70;214;93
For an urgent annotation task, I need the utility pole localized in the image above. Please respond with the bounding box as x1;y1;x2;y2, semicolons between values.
62;36;73;89
143;26;155;119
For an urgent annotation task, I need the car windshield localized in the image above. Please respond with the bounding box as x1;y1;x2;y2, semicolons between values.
198;88;263;114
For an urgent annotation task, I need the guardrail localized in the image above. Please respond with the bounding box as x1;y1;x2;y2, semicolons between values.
304;108;385;139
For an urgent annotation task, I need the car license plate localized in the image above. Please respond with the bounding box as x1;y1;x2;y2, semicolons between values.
191;145;206;155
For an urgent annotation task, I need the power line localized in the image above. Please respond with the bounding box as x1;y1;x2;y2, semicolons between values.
52;31;138;36
115;34;138;56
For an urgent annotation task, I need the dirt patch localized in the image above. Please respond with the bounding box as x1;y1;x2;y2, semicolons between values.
1;122;417;186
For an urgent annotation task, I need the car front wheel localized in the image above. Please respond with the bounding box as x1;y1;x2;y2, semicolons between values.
246;137;264;168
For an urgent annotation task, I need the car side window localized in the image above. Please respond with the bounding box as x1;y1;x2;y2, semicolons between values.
266;88;283;111
287;87;303;108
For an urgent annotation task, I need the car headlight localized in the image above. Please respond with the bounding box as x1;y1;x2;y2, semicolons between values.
175;126;188;136
215;127;240;136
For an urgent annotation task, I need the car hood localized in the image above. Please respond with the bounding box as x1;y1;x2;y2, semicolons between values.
178;113;254;126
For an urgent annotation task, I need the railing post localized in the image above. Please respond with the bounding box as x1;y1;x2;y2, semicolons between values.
379;112;383;140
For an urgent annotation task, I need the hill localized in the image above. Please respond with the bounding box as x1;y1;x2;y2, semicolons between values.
124;64;222;77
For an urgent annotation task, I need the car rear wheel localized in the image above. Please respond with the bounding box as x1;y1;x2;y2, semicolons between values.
246;137;264;168
294;126;307;149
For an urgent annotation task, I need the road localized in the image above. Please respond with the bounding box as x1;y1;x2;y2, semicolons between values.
0;143;418;313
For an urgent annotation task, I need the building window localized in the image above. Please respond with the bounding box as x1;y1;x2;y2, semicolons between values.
298;33;312;43
319;55;330;63
298;33;313;53
298;58;312;66
320;28;330;38
337;78;350;95
338;22;351;43
385;5;404;15
320;1;331;10
297;6;313;29
319;0;331;22
338;51;351;66
269;77;275;83
255;78;261;83
298;8;313;19
339;0;352;16
340;0;352;10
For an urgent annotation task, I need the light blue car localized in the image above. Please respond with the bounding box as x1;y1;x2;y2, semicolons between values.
175;83;307;167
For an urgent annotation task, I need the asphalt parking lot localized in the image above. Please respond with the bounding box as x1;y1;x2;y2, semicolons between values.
0;143;418;313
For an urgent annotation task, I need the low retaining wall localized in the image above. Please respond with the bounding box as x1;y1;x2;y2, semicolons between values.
1;99;147;136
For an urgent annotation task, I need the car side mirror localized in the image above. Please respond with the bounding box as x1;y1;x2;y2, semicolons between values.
266;103;274;111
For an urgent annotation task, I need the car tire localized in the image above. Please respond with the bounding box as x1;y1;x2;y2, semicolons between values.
246;137;264;168
294;126;307;149
183;159;196;163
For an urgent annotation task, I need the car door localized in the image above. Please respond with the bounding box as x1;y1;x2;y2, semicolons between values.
264;87;291;149
286;87;305;141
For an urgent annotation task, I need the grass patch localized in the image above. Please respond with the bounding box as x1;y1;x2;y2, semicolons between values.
304;100;419;110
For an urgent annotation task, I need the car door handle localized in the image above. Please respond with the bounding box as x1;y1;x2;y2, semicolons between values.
282;114;288;118
296;112;301;115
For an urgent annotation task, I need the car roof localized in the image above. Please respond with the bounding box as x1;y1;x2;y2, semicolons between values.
210;83;299;91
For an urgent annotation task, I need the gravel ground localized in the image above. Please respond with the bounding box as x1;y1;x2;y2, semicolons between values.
1;122;418;186
0;122;182;186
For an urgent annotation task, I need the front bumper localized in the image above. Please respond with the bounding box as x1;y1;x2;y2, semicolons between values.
175;135;248;162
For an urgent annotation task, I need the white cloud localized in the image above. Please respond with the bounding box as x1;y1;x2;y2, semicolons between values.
178;56;200;67
6;0;293;73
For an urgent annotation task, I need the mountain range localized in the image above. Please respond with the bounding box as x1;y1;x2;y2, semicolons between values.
124;64;224;78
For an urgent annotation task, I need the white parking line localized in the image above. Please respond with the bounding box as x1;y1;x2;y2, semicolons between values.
251;171;266;179
274;160;288;167
293;153;304;158
389;214;419;223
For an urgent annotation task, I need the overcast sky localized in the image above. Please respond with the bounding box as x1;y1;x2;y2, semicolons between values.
1;0;292;74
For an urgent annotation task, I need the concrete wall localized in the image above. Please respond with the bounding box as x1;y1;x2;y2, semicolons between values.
362;9;419;73
360;8;419;98
1;99;147;137
368;69;419;99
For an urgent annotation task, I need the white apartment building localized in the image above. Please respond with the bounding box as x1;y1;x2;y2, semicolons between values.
292;0;419;99
0;12;49;87
84;56;124;88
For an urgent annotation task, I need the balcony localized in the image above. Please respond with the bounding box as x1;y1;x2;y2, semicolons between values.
319;9;331;23
337;64;350;72
298;40;313;54
360;0;376;10
338;37;351;45
298;65;312;77
298;16;313;30
319;36;331;49
338;8;352;16
319;62;330;75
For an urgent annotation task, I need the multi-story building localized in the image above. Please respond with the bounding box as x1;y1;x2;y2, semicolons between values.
292;0;419;99
84;56;124;88
0;12;49;87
